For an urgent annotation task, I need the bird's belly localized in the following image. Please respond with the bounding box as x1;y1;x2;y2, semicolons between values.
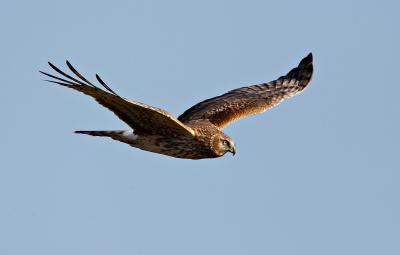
131;135;214;159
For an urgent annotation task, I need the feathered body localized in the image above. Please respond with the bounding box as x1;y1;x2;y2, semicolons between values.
76;121;231;159
41;53;313;159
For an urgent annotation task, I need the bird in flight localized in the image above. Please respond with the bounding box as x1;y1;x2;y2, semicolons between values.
40;53;313;159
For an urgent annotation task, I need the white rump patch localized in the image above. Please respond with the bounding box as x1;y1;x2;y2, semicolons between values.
122;130;138;141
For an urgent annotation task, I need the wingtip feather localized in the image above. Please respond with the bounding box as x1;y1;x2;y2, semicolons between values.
95;73;119;96
281;52;314;89
299;52;313;67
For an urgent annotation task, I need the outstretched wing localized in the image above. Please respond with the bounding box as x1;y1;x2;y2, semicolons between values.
178;53;313;129
40;61;194;137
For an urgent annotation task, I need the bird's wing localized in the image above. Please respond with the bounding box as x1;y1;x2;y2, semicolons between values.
178;53;313;129
40;61;195;137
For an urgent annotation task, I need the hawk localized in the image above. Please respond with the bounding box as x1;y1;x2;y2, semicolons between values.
40;53;313;159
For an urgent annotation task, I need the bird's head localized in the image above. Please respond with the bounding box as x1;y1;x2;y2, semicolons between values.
212;132;236;157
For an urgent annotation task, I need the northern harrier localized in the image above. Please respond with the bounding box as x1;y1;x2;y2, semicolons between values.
41;53;313;159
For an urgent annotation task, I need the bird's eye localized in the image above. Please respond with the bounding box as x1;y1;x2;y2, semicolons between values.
222;140;229;146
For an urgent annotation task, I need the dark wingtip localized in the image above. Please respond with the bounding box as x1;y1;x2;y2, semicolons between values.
299;52;313;67
95;74;105;86
298;52;313;87
43;79;70;87
64;60;96;87
48;61;56;69
95;73;119;96
306;52;313;62
65;60;75;72
65;60;72;69
41;60;119;96
282;52;314;88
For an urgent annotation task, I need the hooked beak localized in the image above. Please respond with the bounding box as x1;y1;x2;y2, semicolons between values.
229;147;236;156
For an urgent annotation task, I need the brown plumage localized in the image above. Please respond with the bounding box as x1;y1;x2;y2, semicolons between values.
40;53;313;159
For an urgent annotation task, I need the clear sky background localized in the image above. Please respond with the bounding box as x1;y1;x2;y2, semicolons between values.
1;0;399;254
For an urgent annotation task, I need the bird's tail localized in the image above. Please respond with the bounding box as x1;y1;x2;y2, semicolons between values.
75;130;138;143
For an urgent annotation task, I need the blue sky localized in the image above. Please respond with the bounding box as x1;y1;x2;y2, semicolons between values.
1;0;399;254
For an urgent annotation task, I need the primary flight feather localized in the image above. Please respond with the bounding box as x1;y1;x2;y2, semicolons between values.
40;53;313;159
